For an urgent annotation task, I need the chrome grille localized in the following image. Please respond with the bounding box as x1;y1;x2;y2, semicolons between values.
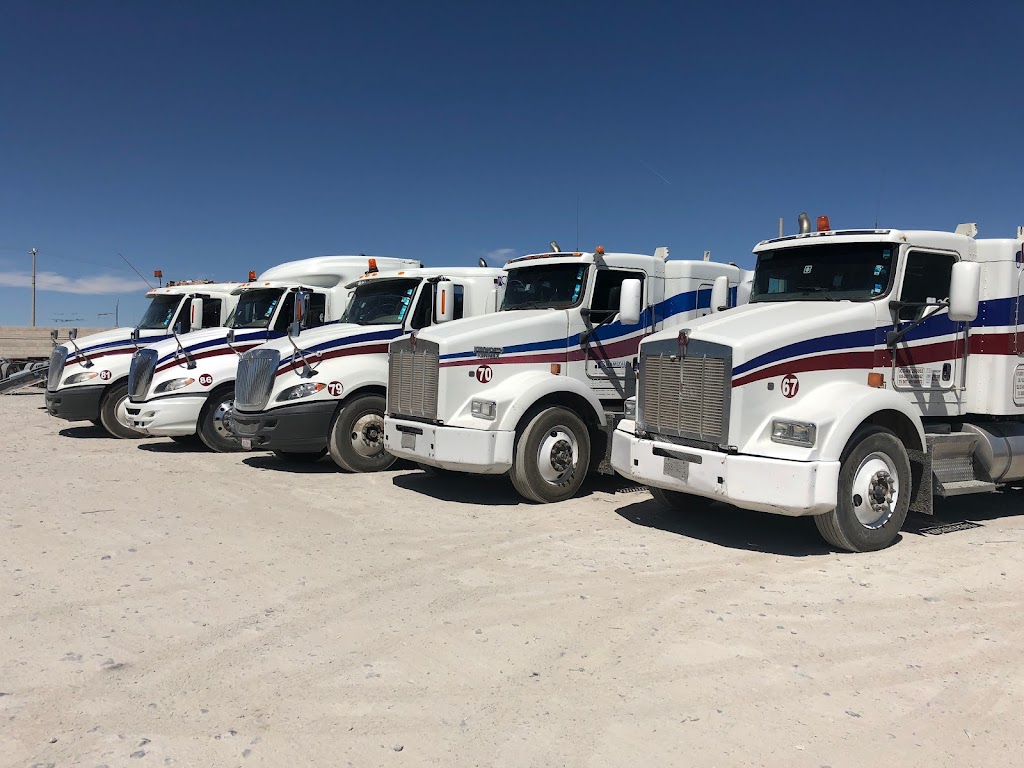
640;350;729;445
47;347;68;390
128;349;158;400
388;338;439;420
234;348;280;412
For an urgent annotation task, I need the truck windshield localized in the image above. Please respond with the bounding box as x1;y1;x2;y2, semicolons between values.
341;278;420;325
137;295;183;329
750;243;897;302
228;288;287;329
501;264;588;310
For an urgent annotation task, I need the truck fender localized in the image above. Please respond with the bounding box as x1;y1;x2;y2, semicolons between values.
493;371;607;432
747;380;925;462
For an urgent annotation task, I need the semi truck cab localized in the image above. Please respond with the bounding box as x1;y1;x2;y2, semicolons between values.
384;247;750;502
613;219;1024;551
45;281;240;438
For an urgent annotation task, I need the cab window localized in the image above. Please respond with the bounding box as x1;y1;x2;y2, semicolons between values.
272;293;296;332
409;287;432;330
899;252;956;321
590;269;644;324
202;298;222;328
308;293;327;327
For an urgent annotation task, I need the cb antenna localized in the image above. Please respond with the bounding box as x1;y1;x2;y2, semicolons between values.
117;251;154;289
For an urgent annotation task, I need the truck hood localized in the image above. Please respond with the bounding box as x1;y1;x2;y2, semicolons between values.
61;326;173;367
249;322;399;358
416;310;570;360
680;301;880;379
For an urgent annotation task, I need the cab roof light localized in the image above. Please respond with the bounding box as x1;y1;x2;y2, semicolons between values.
367;258;378;273
817;215;831;232
595;245;605;255
248;270;257;280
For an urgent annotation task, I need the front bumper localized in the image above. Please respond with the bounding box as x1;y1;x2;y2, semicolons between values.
230;400;337;452
383;418;515;474
611;425;840;517
126;395;206;436
45;385;105;422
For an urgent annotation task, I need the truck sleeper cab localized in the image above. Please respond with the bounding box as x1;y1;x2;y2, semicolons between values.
613;221;1024;552
384;247;749;503
126;256;420;453
45;281;240;438
228;266;505;470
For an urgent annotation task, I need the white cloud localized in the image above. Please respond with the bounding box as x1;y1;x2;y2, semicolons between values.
483;248;518;264
0;270;148;295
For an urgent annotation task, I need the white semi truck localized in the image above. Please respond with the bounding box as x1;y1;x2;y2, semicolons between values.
384;247;750;502
125;256;420;452
228;266;506;469
45;280;242;438
612;218;1024;552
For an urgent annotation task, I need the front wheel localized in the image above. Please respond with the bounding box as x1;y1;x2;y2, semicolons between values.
197;388;242;453
510;406;591;503
273;449;328;463
814;427;911;552
99;382;144;439
327;394;395;473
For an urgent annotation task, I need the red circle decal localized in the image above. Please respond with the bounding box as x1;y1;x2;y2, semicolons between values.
781;373;800;398
199;373;213;386
327;381;344;396
475;365;493;383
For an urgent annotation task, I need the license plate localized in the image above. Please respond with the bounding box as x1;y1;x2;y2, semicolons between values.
240;438;253;451
664;456;690;483
401;431;416;450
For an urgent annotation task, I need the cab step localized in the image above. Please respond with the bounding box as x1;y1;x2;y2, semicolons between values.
907;431;996;514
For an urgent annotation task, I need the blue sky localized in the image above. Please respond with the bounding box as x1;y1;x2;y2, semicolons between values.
1;1;1021;327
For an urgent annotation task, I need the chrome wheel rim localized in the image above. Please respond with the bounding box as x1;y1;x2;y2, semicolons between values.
350;412;385;458
212;399;235;439
114;394;137;431
851;451;899;529
536;425;579;485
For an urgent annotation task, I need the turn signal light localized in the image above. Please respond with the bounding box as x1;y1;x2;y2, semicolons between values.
867;372;885;388
817;215;831;232
550;364;562;375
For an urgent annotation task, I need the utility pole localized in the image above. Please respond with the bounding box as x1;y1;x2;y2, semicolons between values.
29;248;38;326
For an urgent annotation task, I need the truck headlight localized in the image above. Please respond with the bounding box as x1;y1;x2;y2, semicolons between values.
771;420;817;447
63;372;98;385
623;396;637;419
471;399;496;420
156;377;195;393
278;382;326;401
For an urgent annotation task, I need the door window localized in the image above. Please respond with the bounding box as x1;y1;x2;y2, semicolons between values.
899;252;956;321
409;287;432;330
202;298;222;328
590;269;644;324
308;293;327;327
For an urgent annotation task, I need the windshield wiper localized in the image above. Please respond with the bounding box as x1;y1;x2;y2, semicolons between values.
798;286;839;302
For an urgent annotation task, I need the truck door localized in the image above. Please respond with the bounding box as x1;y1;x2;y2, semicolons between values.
891;250;964;415
581;267;646;397
1015;260;1024;354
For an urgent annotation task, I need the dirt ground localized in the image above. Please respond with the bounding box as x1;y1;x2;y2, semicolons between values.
2;391;1023;767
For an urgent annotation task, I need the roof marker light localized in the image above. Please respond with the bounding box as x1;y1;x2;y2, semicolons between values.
817;215;831;232
248;270;257;280
368;258;378;273
595;246;605;255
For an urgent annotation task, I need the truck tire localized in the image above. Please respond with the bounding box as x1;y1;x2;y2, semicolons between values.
99;382;144;439
510;406;591;503
197;387;242;453
814;426;910;552
273;449;328;463
327;394;395;472
649;486;692;510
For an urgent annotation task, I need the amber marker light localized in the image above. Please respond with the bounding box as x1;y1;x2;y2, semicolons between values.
867;372;885;388
550;364;562;375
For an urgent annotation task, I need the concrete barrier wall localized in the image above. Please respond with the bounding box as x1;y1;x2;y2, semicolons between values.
0;327;106;360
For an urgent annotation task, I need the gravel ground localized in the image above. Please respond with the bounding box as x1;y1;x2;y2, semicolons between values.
2;391;1023;767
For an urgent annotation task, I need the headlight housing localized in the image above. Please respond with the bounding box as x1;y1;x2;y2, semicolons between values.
155;377;195;393
471;399;496;420
277;382;326;401
64;372;99;385
623;396;637;419
771;419;817;447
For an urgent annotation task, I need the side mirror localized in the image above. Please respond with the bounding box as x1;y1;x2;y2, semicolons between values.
291;290;311;336
189;297;204;332
50;329;58;342
485;288;499;314
618;279;643;326
710;275;730;313
131;327;140;343
948;261;981;322
69;328;78;340
435;280;455;323
226;329;235;344
173;322;183;336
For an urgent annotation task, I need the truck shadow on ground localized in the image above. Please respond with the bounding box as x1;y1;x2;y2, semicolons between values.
241;454;341;474
136;439;208;453
614;496;834;556
58;425;111;439
391;469;545;506
902;486;1024;533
